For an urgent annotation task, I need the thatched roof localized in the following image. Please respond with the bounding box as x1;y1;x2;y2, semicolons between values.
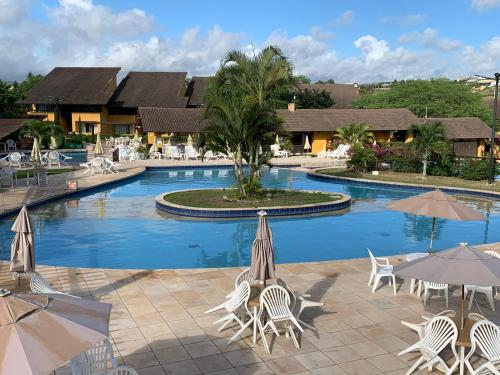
420;118;493;139
109;72;189;108
0;118;26;140
186;77;209;107
22;67;120;105
138;107;205;133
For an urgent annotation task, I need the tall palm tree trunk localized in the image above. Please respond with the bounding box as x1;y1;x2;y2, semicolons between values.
233;145;246;197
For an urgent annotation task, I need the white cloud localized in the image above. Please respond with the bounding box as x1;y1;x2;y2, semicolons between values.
471;0;500;9
0;0;499;85
333;10;355;27
380;14;428;27
399;28;462;51
0;0;32;24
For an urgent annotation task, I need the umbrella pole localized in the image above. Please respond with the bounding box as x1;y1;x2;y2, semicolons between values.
461;284;465;329
428;217;436;255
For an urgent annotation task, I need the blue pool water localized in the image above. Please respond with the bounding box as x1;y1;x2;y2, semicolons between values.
1;167;499;269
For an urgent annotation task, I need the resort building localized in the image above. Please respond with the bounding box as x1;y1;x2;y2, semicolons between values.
21;67;209;137
138;106;493;157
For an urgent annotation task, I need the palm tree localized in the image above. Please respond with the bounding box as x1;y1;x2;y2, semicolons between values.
335;123;373;145
20;120;64;148
200;97;281;197
216;45;294;107
410;121;450;177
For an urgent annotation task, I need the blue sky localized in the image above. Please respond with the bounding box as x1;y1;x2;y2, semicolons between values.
1;0;500;82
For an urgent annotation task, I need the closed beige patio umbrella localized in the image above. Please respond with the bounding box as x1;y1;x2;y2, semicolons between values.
0;292;111;375
387;189;484;254
394;243;500;327
49;136;58;150
149;137;159;154
31;137;42;165
275;134;280;144
10;206;35;277
303;135;311;152
94;133;104;156
187;134;193;146
250;211;275;282
133;129;139;142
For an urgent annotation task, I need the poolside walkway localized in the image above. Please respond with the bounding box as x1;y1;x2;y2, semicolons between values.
2;244;499;375
0;156;345;217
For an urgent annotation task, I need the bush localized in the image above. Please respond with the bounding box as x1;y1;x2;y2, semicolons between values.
347;144;378;172
459;158;494;180
380;142;422;173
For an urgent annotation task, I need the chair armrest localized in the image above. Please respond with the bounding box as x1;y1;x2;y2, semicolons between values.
376;257;390;265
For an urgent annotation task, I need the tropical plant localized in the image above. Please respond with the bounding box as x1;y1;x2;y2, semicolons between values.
460;157;497;180
215;45;294;107
334;123;373;145
0;73;44;117
20;120;64;148
347;143;378;172
288;88;334;109
199;96;281;197
410;121;451;177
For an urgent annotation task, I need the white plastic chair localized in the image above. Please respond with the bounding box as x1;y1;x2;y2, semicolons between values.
398;316;459;375
80;161;92;173
401;310;456;340
486;251;500;296
104;158;120;174
465;320;500;375
423;282;449;308
0;166;16;188
468;312;488;323
48;151;61;167
185;146;199;160
90;157;106;175
9;152;22;168
169;147;184;160
257;285;304;354
367;248;396;294
30;272;65;295
70;339;117;375
466;285;495;311
205;281;253;344
204;150;219;160
235;268;256;289
107;367;138;375
6;139;16;152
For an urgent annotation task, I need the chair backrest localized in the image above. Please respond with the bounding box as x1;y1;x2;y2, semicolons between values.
470;320;500;361
425;282;447;288
468;312;487;322
6;139;16;150
71;339;117;375
30;272;58;294
367;248;378;272
260;285;292;320
9;152;21;167
48;151;60;162
235;268;255;289
226;281;251;312
341;144;351;155
420;316;457;356
91;157;105;170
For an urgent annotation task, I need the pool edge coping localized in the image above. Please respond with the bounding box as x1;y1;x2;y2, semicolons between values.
308;169;500;199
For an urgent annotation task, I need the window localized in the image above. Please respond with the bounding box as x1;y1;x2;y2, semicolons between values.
37;104;56;112
79;122;95;134
114;124;132;134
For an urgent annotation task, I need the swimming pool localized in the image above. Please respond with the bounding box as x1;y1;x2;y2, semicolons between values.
1;167;499;269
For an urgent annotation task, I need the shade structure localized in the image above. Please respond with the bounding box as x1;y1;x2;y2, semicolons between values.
149;137;159;153
275;134;280;144
394;243;500;326
304;135;311;151
0;292;111;375
10;206;35;274
49;136;58;150
250;211;276;281
31;137;42;164
94;133;104;156
187;134;193;146
387;189;484;253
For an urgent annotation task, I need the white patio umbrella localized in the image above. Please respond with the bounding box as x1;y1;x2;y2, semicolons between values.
132;129;139;142
31;137;42;165
250;211;276;282
49;136;58;150
275;134;280;144
94;133;104;156
304;135;311;152
10;206;35;279
187;134;193;146
149;137;159;153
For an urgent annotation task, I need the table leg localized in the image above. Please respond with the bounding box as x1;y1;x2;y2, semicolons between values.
460;346;465;375
253;306;257;344
26;171;30;186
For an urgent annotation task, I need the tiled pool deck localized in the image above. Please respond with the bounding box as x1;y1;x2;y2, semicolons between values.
1;243;499;375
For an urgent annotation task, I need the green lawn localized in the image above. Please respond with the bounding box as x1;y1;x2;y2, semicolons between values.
15;168;74;179
165;189;342;208
317;169;500;193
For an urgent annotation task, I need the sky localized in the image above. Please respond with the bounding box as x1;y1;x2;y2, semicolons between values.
1;0;500;83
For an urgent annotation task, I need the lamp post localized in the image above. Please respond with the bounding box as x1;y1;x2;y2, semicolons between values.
489;73;499;184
